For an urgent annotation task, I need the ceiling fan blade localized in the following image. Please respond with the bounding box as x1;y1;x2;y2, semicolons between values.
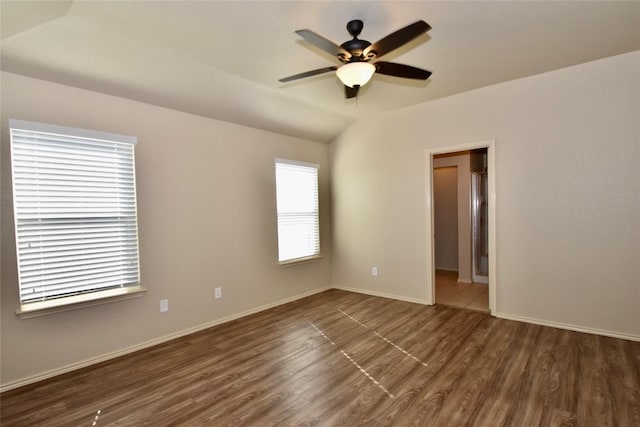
279;66;338;83
363;20;431;59
345;85;359;99
374;62;432;80
295;29;352;59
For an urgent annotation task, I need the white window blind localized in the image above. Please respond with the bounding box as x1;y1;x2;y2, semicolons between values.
9;119;141;309
275;159;320;263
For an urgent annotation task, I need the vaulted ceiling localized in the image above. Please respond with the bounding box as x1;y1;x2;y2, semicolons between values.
2;1;639;142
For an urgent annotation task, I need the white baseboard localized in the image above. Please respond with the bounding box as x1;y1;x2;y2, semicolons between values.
496;312;640;342
332;286;639;342
0;286;332;393
5;286;637;392
332;285;431;306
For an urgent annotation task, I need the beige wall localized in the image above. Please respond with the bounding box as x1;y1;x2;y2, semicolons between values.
0;72;332;388
331;51;640;338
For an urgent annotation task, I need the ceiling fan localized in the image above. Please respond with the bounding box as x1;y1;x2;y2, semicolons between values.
279;19;432;98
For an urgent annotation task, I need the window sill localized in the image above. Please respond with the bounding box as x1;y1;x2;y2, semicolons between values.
16;286;147;319
278;255;324;267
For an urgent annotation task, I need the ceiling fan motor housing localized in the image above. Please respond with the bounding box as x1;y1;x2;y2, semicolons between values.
340;20;375;62
339;40;373;62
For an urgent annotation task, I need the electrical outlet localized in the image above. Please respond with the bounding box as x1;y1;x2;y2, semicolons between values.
215;287;222;299
372;266;378;277
160;299;169;312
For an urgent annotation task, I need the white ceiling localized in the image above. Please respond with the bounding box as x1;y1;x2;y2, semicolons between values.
2;1;639;143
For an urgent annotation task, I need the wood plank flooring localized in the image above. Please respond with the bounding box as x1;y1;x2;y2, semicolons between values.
1;289;639;426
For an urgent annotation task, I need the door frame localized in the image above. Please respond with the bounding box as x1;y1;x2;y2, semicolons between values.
425;140;496;314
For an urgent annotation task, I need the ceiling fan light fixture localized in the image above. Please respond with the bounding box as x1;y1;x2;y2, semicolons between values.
336;62;376;88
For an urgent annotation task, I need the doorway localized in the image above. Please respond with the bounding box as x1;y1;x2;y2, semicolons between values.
426;141;496;314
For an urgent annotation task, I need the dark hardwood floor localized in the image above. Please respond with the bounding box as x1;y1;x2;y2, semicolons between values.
1;289;639;426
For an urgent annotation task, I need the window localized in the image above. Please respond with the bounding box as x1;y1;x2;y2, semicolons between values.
275;159;320;263
9;119;142;315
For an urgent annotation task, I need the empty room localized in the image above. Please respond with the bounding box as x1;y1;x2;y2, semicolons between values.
1;1;639;425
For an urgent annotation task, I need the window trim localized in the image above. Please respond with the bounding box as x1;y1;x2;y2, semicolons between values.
9;119;137;145
277;254;324;267
9;119;143;316
16;286;147;319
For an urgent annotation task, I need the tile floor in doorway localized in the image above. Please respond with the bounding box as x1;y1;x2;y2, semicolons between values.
435;270;489;312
